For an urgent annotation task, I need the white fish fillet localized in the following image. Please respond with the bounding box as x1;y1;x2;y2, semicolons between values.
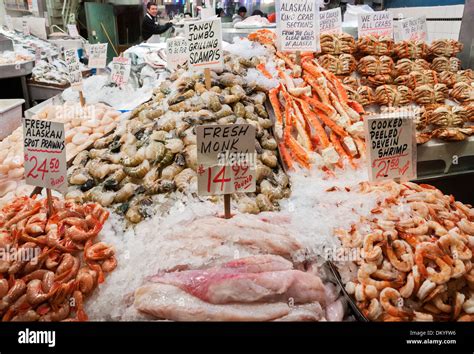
135;283;324;321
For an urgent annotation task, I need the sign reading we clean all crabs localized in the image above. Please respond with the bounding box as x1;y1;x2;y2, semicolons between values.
276;0;320;52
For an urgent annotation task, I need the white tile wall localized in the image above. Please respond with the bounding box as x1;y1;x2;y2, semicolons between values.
389;4;464;42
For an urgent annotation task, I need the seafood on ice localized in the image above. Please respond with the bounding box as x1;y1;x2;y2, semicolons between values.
34;102;122;159
0;196;115;321
336;181;474;322
250;30;366;172
0;51;33;65
134;254;342;321
66;48;291;223
0;103;121;207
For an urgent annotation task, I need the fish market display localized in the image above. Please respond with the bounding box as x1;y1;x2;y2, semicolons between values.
135;254;338;321
319;33;473;144
0;50;33;65
34;102;122;159
0;196;115;321
250;30;366;172
0;103;121;208
335;181;474;322
0;27;61;60
62;74;155;112
31;59;71;86
66;49;290;223
0;128;35;208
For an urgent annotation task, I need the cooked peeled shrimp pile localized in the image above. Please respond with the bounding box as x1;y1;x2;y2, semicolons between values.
336;181;474;322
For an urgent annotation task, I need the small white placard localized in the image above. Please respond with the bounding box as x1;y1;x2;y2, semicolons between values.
166;37;188;70
397;15;428;42
88;43;108;69
23;118;67;194
276;0;320;52
358;11;393;38
185;18;223;70
364;111;417;182
320;8;342;35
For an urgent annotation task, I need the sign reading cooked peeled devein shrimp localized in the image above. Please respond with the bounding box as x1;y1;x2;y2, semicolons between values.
185;18;223;70
320;8;342;35
397;15;428;42
364;112;417;182
23;118;67;193
276;0;320;52
358;11;393;38
166;37;188;71
196;124;256;196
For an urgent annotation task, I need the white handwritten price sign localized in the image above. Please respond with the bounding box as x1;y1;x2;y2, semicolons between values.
64;48;83;90
358;11;393;38
276;0;320;52
320;8;342;35
88;43;108;69
166;37;188;71
23;119;67;193
32;45;41;64
364;111;417;182
397;15;428;42
110;56;131;87
185;18;223;70
196;124;256;196
67;24;80;38
22;19;30;36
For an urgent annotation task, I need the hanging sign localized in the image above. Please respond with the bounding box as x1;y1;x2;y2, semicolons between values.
320;8;342;35
364;111;417;182
196;124;257;196
185;17;223;70
23;118;67;194
276;0;320;52
397;15;428;42
358;11;393;38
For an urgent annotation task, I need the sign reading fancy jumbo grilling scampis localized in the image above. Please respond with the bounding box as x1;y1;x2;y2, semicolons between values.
185;18;223;70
